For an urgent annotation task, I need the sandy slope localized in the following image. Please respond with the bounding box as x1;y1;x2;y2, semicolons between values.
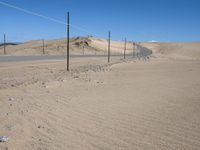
141;42;200;60
0;37;96;55
0;57;200;150
0;37;135;56
89;37;135;55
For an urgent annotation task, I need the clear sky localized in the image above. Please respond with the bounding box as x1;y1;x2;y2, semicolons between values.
0;0;200;42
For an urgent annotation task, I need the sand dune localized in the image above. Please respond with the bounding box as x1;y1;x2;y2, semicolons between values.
0;37;135;56
0;37;94;55
141;42;200;59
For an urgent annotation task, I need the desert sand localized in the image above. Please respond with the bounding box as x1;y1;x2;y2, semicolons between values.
0;37;200;150
0;37;136;56
141;42;200;60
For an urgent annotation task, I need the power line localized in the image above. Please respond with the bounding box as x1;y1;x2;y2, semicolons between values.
0;1;103;37
0;1;66;25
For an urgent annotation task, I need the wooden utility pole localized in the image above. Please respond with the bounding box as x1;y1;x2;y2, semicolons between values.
67;12;70;71
108;31;111;63
4;34;6;55
124;38;126;59
42;40;45;55
138;42;141;59
135;42;137;53
133;42;135;58
82;46;85;55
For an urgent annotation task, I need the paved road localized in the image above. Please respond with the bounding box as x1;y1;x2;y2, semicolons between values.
0;54;127;63
0;47;152;63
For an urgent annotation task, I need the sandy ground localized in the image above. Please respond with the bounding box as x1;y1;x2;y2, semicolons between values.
0;55;200;150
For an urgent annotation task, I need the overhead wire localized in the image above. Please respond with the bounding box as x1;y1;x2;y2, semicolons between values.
0;1;104;38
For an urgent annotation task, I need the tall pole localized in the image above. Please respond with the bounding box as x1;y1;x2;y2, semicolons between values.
67;12;70;71
108;31;111;63
43;40;45;55
4;34;6;55
133;42;135;58
135;42;137;54
135;42;138;58
124;38;126;59
82;46;84;55
138;42;140;60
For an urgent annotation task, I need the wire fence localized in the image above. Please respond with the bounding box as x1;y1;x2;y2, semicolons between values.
0;35;151;57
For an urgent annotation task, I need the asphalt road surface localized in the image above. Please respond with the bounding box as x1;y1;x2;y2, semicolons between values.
0;55;128;63
0;47;152;63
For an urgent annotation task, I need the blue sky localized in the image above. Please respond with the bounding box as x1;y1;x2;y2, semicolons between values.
0;0;200;42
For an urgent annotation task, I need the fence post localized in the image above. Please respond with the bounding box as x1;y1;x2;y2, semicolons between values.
43;40;45;55
108;31;111;63
132;42;134;58
67;12;70;71
82;46;84;55
124;38;126;59
4;34;6;55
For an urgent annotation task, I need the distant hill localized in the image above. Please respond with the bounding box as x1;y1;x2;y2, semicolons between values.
0;42;21;46
141;42;200;60
0;37;146;55
1;37;199;60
